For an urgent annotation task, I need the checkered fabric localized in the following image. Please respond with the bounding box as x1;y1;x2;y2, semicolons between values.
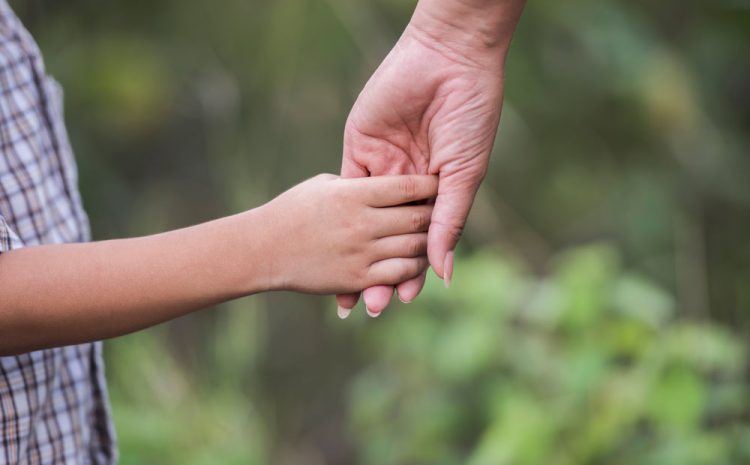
0;1;117;464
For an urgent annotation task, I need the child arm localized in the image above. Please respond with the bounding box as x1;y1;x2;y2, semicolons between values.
0;174;437;355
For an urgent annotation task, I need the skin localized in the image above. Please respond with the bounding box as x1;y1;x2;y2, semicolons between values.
337;0;526;317
0;174;437;356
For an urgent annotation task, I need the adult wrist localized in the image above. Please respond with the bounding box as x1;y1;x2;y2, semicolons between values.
409;0;525;60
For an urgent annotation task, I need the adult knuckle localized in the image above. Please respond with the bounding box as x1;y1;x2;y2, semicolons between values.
435;219;464;242
447;224;464;242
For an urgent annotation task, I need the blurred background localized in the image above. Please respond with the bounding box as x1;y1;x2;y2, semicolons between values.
12;0;750;463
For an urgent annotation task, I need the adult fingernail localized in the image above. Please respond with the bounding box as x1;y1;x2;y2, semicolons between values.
398;294;411;304
444;251;454;289
337;306;352;319
365;306;381;318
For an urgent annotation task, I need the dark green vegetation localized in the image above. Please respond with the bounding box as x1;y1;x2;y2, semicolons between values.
16;0;750;463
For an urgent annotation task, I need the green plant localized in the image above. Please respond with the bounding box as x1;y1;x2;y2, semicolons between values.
348;245;749;465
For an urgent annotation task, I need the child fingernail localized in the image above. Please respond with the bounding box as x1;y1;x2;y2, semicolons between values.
337;306;352;319
365;306;381;318
444;251;454;289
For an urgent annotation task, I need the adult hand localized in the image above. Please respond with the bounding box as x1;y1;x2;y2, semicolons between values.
336;0;526;318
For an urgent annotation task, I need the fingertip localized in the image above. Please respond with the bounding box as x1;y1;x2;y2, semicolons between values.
365;305;381;318
396;273;427;303
363;286;393;315
336;293;360;310
337;305;352;319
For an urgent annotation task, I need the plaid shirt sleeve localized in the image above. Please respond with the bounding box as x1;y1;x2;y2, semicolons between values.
0;214;23;252
0;1;118;464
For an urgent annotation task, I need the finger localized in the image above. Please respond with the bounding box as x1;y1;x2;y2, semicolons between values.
373;233;427;261
336;293;360;319
371;205;433;237
338;157;368;319
362;286;394;317
367;256;430;292
427;175;479;282
396;270;427;304
346;175;438;207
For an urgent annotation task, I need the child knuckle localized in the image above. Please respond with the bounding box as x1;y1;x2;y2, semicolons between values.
408;237;423;256
399;177;419;199
313;173;335;182
351;219;368;238
410;212;421;231
335;184;352;202
411;211;426;231
398;261;416;281
354;267;368;285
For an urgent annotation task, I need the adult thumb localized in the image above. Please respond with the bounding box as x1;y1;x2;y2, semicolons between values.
427;176;479;286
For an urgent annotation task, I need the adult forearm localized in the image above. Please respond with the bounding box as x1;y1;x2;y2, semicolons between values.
0;209;270;355
410;0;526;56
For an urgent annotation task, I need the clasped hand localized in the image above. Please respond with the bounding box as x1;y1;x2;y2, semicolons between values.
335;22;508;317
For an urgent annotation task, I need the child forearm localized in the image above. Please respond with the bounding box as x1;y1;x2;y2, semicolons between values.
0;174;438;353
0;209;269;355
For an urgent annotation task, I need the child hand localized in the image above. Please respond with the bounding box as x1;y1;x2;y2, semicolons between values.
258;174;437;295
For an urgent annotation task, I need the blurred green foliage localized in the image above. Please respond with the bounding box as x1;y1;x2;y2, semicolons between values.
13;0;750;463
350;246;749;465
